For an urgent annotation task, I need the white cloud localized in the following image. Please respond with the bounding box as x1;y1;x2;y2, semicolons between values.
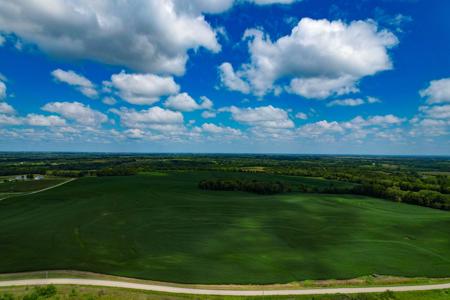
364;114;404;126
222;18;397;98
367;96;381;104
164;93;213;112
124;128;146;139
51;69;98;98
202;111;217;118
42;101;107;126
327;98;363;107
0;114;21;125
26;114;67;126
199;96;214;110
289;76;358;99
0;102;15;114
102;97;117;106
410;117;450;137
111;106;184;132
295;112;308;120
420;78;450;104
218;62;250;93
327;96;381;107
201;123;241;135
0;80;6;99
343;114;404;128
419;105;450;120
0;1;229;75
221;105;294;129
0;0;302;75
0;35;4;46
299;120;344;137
109;72;179;105
250;0;300;4
298;114;405;141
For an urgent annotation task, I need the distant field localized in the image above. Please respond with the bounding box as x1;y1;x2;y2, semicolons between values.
0;178;66;193
0;171;449;284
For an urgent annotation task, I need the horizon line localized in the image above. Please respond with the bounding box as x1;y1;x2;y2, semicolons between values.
0;150;449;158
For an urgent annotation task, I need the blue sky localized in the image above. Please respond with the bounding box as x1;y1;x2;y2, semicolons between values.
0;0;449;154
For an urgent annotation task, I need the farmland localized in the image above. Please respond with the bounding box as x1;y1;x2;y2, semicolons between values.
0;170;449;284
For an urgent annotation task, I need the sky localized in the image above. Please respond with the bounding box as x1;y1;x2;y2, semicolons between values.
0;0;449;155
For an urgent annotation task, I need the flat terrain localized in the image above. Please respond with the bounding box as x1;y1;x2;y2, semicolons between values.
1;278;450;296
0;178;66;193
1;285;449;300
0;172;449;284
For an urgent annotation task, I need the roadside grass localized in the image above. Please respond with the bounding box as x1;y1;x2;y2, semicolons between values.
0;171;449;284
0;285;449;300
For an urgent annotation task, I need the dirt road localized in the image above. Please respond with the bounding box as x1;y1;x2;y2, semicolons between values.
0;278;449;296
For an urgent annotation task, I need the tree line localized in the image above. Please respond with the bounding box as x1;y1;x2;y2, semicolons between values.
198;178;450;210
198;178;291;195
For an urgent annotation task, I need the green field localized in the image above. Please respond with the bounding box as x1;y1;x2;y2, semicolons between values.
0;172;449;284
0;178;66;193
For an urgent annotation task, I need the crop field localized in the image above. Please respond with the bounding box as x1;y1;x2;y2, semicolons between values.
0;178;66;193
0;171;449;284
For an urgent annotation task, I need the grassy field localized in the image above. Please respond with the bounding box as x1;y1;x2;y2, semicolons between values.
0;178;66;193
0;285;450;300
0;171;449;284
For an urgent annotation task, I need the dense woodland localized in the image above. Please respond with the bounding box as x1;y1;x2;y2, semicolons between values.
198;178;292;195
0;152;449;210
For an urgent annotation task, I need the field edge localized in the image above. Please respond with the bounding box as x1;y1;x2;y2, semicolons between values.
1;270;450;291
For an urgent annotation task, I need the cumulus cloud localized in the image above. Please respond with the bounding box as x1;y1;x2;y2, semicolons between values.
199;96;214;110
111;106;184;132
250;0;300;4
221;18;397;98
200;123;241;135
0;1;231;75
299;120;344;137
419;78;450;104
349;114;404;127
52;69;98;98
295;112;308;120
0;104;67;127
221;105;294;129
0;104;68;128
0;79;6;99
202;111;217;118
327;98;365;107
218;63;250;93
298;114;405;141
289;76;358;99
410;117;450;138
108;72;179;105
102;97;117;106
0;114;21;125
327;97;380;107
124;128;146;139
164;93;213;112
0;102;15;114
419;105;450;119
42;101;107;126
26;114;67;126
